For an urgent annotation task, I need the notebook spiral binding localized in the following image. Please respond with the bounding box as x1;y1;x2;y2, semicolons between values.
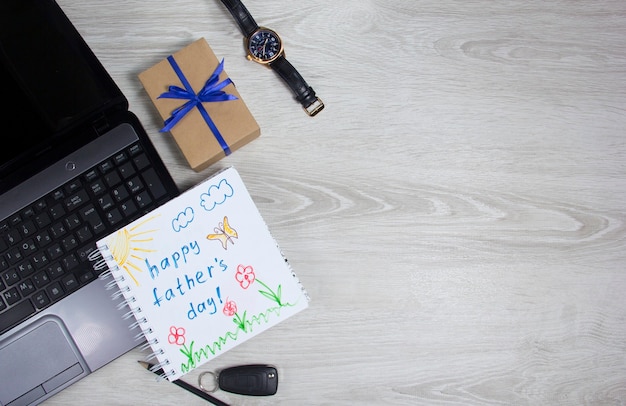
88;245;173;379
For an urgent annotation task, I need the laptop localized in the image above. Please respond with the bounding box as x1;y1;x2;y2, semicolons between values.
0;0;180;404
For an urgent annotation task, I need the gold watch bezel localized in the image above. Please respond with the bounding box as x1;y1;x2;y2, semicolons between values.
244;27;284;65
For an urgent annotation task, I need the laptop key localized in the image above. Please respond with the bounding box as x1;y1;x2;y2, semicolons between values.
118;161;135;179
142;168;166;200
46;282;64;301
49;222;67;239
65;213;82;230
135;190;152;209
65;179;82;194
22;207;36;218
84;169;99;183
6;229;21;246
65;189;89;211
17;261;35;278
19;220;37;237
52;189;65;201
32;272;50;288
8;214;21;227
76;245;96;264
75;226;93;244
121;200;138;218
34;199;47;212
32;290;50;309
48;264;64;280
105;208;124;226
5;247;23;265
61;274;79;292
126;176;144;194
80;205;105;233
2;287;20;305
49;202;65;220
90;179;106;195
104;171;122;187
34;212;51;228
112;185;130;202
18;279;35;296
113;151;128;165
47;244;64;260
128;143;142;156
62;254;79;270
99;160;114;174
0;258;8;272
78;270;95;284
1;268;20;286
97;194;115;212
22;239;37;256
0;299;35;334
133;153;150;170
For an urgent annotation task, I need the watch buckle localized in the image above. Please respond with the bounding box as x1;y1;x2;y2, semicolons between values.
304;98;324;117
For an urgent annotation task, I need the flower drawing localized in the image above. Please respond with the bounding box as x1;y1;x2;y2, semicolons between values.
223;299;238;316
168;326;186;346
235;264;255;289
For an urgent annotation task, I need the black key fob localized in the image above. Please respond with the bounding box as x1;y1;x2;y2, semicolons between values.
218;364;278;396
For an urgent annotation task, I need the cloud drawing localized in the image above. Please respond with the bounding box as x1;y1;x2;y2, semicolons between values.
172;206;195;232
200;178;234;212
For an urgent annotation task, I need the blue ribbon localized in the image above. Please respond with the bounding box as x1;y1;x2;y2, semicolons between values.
158;56;237;155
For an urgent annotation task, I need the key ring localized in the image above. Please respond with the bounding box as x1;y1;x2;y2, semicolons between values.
198;371;219;393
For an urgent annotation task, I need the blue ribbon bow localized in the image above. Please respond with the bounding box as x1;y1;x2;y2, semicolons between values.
158;56;238;155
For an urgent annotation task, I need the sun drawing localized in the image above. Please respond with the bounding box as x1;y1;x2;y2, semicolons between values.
107;215;160;286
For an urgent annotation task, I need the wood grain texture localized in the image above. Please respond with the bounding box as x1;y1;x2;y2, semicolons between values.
45;0;626;404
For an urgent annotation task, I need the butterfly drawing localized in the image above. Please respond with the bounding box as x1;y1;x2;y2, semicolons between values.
207;216;238;250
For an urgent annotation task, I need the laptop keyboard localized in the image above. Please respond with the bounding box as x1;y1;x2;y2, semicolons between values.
0;142;169;336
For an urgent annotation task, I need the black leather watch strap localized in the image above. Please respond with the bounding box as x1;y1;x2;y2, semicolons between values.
218;0;324;116
219;0;258;37
270;56;323;115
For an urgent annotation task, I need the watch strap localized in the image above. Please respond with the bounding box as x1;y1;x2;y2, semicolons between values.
270;56;324;116
219;0;258;37
219;0;324;116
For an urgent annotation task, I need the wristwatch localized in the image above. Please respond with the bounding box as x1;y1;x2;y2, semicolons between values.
218;0;324;116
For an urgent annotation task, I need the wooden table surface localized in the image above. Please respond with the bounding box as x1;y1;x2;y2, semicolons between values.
46;1;626;404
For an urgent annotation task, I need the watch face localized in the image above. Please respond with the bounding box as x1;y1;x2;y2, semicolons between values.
246;28;283;64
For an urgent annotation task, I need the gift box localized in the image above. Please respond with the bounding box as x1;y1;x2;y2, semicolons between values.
139;38;260;172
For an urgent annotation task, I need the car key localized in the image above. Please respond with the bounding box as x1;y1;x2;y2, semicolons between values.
199;364;278;396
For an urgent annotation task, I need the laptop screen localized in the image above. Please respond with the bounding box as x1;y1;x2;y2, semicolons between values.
0;0;126;185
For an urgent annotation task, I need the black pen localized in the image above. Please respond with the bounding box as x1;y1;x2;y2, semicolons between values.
138;361;229;406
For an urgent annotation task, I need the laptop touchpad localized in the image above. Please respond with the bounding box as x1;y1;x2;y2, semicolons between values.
0;317;87;406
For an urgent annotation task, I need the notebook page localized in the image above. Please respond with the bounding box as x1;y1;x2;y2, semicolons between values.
94;167;309;381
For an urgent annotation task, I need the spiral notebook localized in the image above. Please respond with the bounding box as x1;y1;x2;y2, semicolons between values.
90;167;309;381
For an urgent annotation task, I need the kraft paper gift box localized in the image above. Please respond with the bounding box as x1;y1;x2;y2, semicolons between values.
139;38;260;172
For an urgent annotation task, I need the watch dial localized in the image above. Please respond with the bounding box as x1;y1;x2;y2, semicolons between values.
248;29;282;62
